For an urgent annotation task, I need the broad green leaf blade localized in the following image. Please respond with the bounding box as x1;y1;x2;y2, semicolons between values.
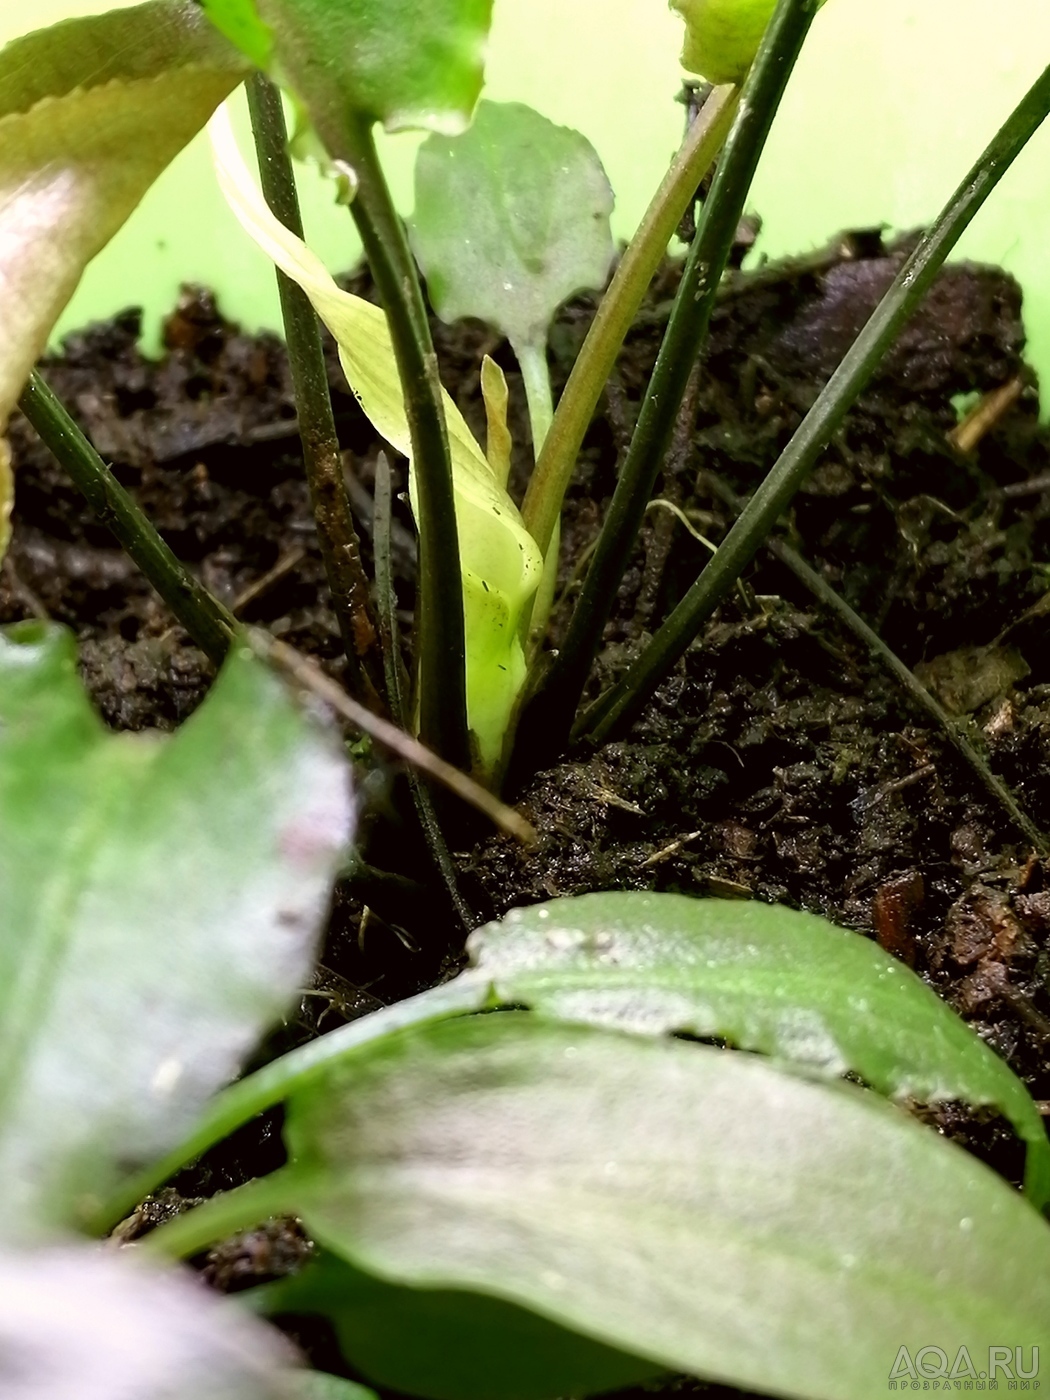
0;622;353;1238
670;0;829;83
410;101;615;359
200;0;492;135
0;1245;296;1399
265;1250;662;1400
0;1;249;438
211;107;543;774
463;892;1050;1206
284;1014;1050;1400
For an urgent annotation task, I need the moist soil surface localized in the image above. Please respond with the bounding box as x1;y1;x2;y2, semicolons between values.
6;233;1050;1396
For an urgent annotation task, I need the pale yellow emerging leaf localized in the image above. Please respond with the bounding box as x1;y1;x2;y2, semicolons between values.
480;354;512;490
210;107;543;774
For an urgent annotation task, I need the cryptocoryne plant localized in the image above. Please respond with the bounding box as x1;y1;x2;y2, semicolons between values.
2;0;1050;1396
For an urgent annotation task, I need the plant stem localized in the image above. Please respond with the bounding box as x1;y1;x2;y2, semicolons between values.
520;83;739;557
516;338;555;457
246;74;383;710
515;0;813;769
337;113;469;769
17;372;237;665
703;471;1047;854
141;1169;300;1261
583;59;1050;743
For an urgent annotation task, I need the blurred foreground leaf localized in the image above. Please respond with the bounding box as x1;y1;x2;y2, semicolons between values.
0;1244;296;1399
0;622;353;1237
200;0;492;136
0;1;248;437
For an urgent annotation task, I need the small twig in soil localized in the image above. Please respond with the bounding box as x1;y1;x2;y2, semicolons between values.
1;556;50;620
230;546;306;616
251;630;535;846
246;74;384;711
948;375;1025;455
702;470;1048;855
640;831;703;868
18;371;237;666
1000;472;1050;500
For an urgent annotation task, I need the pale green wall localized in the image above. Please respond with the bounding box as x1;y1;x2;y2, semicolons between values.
7;0;1050;402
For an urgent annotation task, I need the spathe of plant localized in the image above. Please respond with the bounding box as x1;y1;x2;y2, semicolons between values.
0;621;353;1239
409;99;615;748
410;100;615;454
0;1;248;477
199;0;499;770
211;106;542;779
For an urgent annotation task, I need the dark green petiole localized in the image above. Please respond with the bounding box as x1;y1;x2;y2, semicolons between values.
17;371;237;665
583;59;1050;743
246;73;384;711
512;0;817;772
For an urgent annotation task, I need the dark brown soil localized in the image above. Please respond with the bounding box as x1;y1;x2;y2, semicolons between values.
6;233;1050;1397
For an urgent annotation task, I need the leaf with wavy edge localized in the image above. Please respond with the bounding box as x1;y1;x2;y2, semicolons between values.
0;622;353;1238
210;105;543;774
0;1;248;445
464;891;1050;1206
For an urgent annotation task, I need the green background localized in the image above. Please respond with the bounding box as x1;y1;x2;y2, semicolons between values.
8;0;1050;406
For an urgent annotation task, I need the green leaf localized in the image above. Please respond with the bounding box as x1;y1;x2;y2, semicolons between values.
201;0;492;136
462;892;1050;1205
670;0;829;84
0;1;248;439
198;0;274;69
284;1372;378;1400
0;622;353;1238
265;1250;662;1400
282;1013;1050;1400
410;101;615;359
0;1244;296;1398
211;109;542;776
